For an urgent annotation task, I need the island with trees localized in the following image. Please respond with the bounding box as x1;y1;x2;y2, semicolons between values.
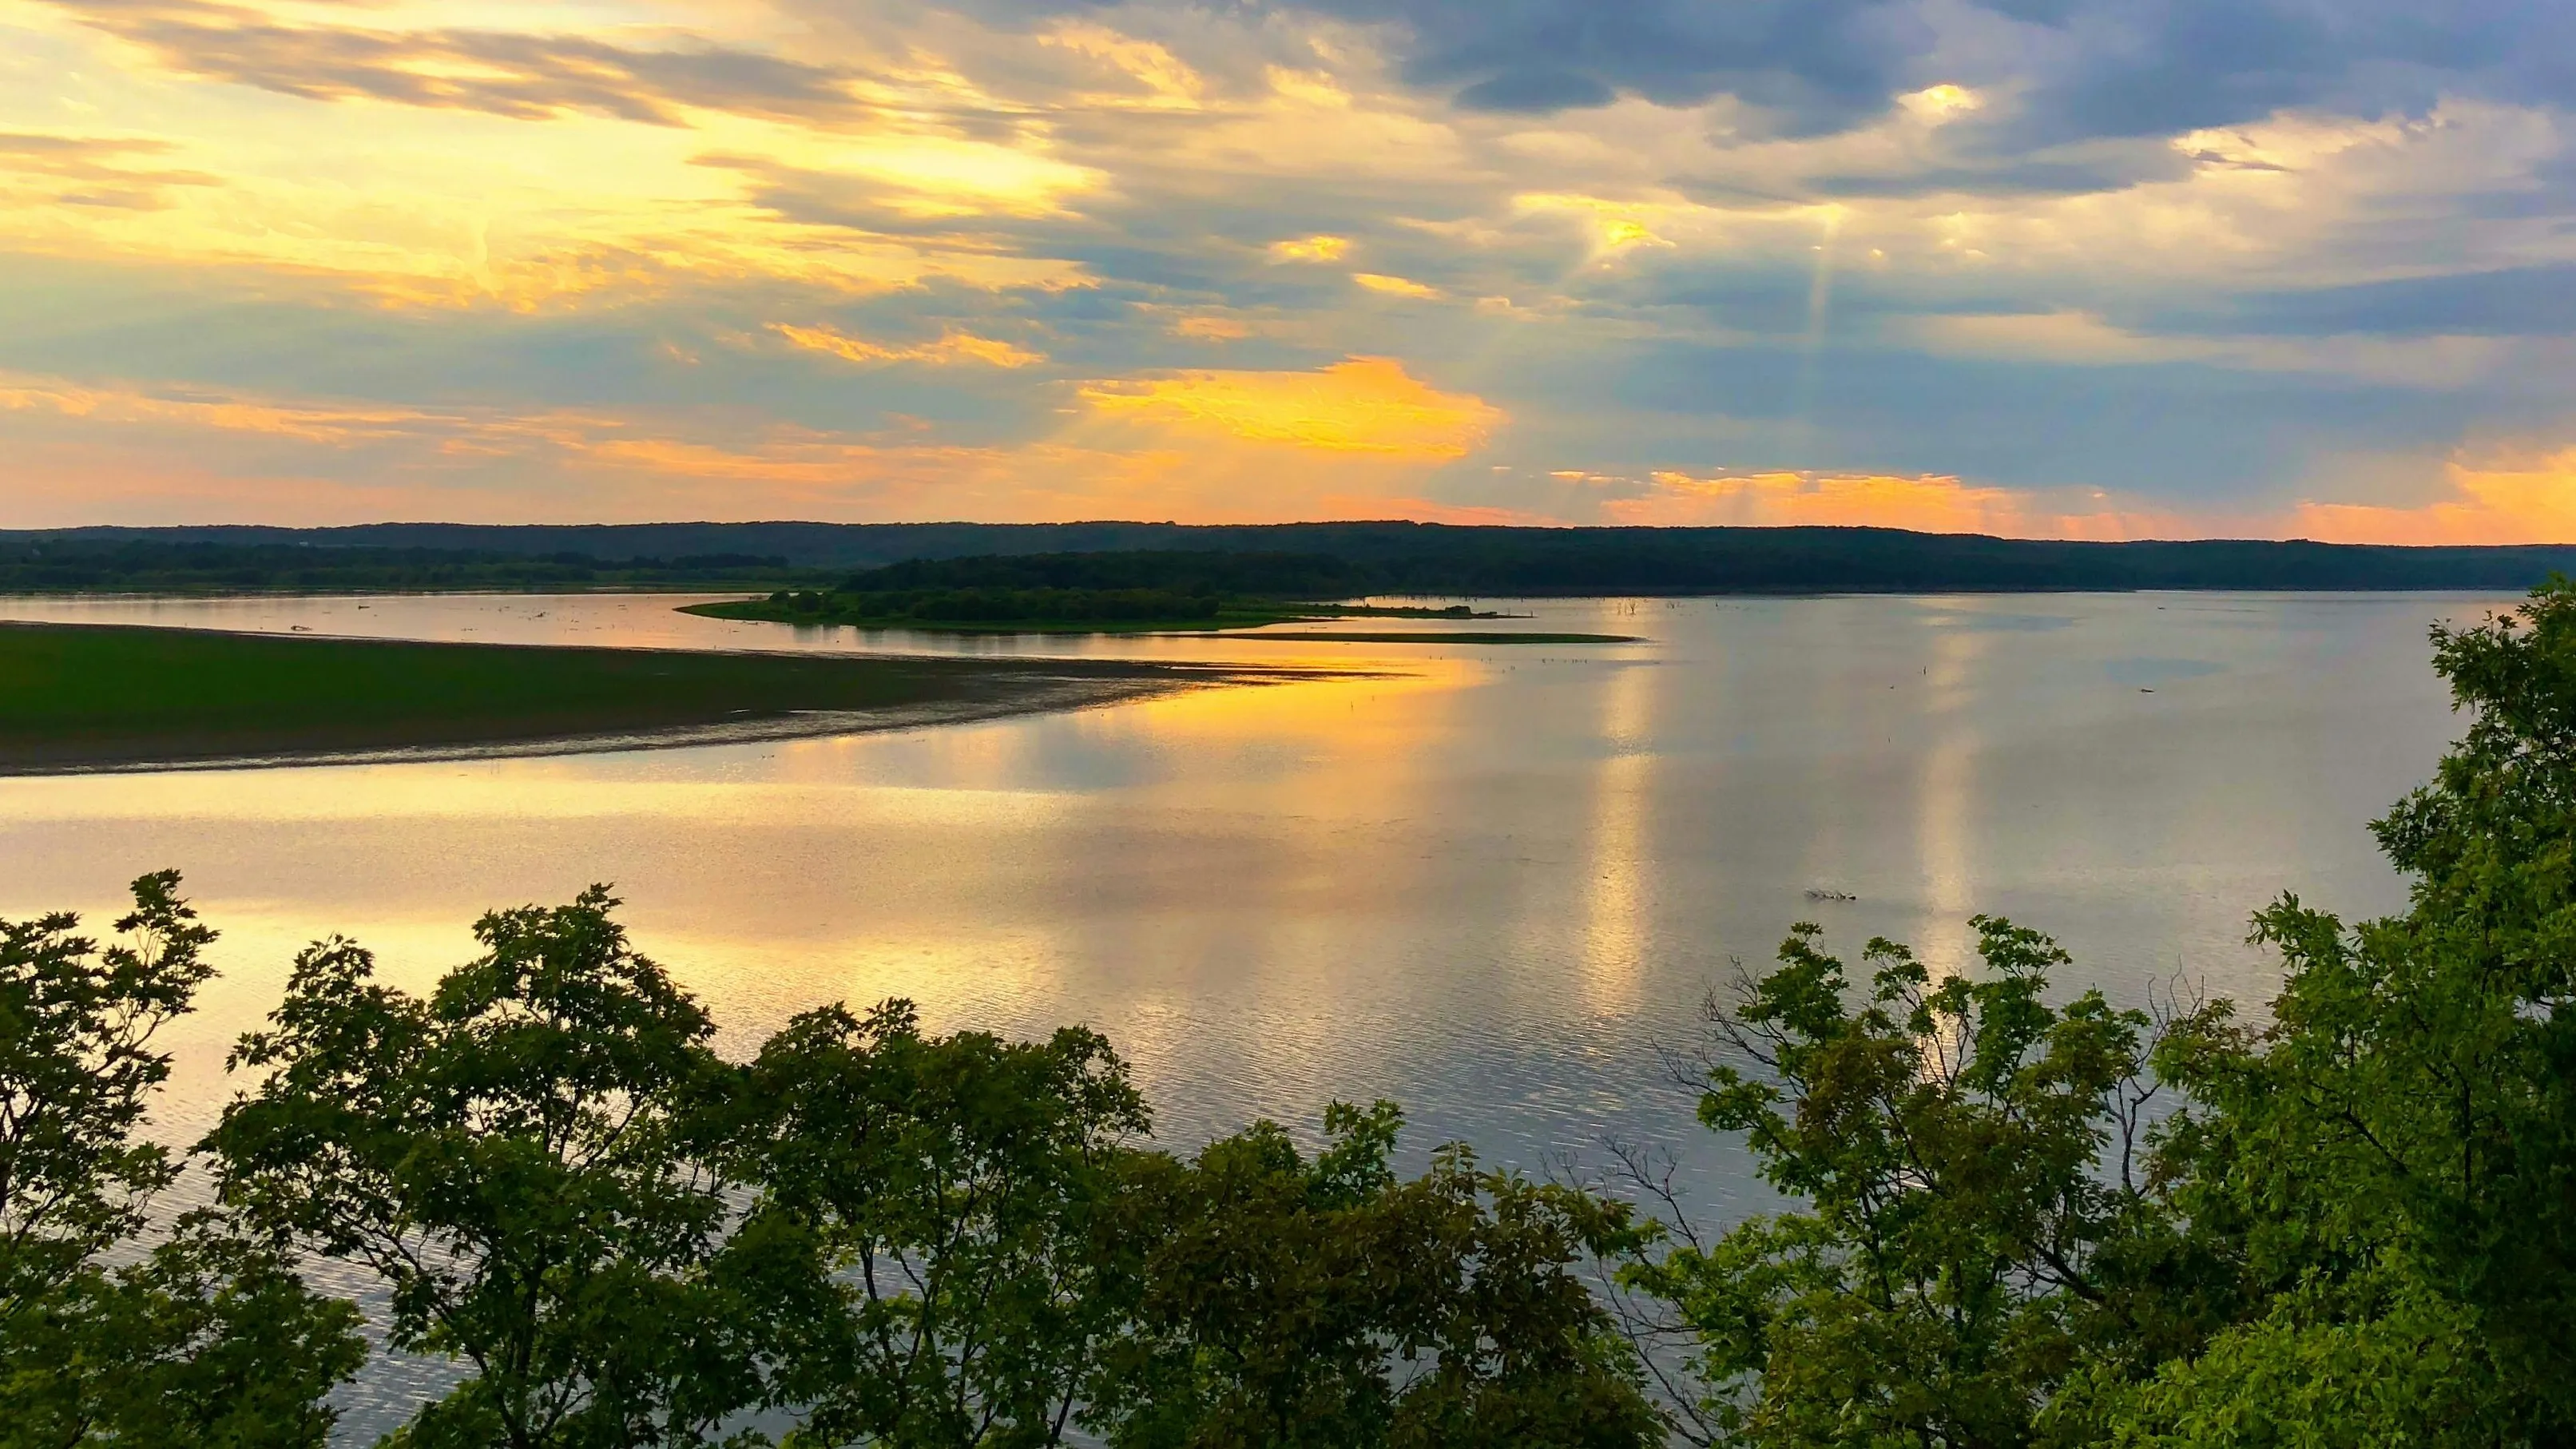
677;549;1637;641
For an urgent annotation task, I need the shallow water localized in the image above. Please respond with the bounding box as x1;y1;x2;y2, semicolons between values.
0;588;2504;1435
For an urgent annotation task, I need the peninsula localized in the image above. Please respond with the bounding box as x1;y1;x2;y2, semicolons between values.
0;621;1288;774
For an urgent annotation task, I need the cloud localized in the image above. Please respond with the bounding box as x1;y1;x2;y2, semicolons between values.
1268;234;1351;262
0;365;1500;525
0;369;467;444
2216;264;2576;339
1038;21;1210;110
1913;308;2517;387
1598;466;2179;537
59;0;2568;173
1292;0;1935;132
1078;355;1500;456
0;131;220;210
2292;443;2576;544
1985;0;2576;148
8;0;2576;533
38;0;884;126
1351;272;1440;298
771;321;1046;367
694;141;1103;227
1454;69;1614;114
1169;313;1255;340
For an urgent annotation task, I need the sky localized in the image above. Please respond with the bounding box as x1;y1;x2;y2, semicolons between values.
6;0;2576;538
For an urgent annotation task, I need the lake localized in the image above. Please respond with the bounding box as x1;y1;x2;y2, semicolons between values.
0;588;2501;1431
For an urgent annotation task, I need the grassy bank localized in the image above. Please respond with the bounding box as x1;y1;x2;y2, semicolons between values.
0;622;1214;772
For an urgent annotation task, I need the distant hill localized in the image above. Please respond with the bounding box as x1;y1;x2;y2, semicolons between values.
838;550;1370;597
0;537;800;593
7;522;2572;594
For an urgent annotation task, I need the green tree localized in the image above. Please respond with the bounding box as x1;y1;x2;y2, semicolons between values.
1094;1102;1657;1449
2094;578;2576;1443
1090;1105;1408;1448
0;872;361;1449
723;999;1150;1448
1374;1145;1662;1449
207;887;754;1449
1623;918;2189;1447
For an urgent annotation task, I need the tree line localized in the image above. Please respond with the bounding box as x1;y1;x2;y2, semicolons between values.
29;522;2576;593
834;552;1367;599
809;537;2576;598
756;586;1227;625
14;582;2576;1446
0;541;796;593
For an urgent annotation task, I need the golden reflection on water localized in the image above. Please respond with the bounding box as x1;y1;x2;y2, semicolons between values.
1578;657;1658;1014
0;590;2494;1178
1915;617;1992;979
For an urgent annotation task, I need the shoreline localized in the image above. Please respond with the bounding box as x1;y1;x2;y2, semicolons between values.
0;674;1246;778
0;620;1331;777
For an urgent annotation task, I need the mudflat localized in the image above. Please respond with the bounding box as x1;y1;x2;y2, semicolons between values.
0;621;1286;774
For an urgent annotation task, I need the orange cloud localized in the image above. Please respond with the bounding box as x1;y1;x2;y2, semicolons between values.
0;367;1496;526
1078;356;1501;457
2292;446;2576;545
1603;469;2184;540
1352;272;1441;300
770;322;1046;368
0;371;462;443
1170;314;1254;341
1268;234;1349;262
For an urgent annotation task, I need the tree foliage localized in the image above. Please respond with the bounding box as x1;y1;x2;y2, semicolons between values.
179;894;1658;1449
208;888;749;1449
2098;577;2576;1444
1095;1102;1657;1449
0;873;360;1449
1622;918;2193;1447
724;1000;1149;1448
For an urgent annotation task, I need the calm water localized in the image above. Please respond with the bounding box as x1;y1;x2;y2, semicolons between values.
0;589;2502;1431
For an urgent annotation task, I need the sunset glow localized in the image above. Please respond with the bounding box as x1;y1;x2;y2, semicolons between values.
4;0;2574;534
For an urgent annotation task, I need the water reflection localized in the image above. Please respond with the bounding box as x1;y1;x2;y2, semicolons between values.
1916;619;1989;977
17;587;2518;1440
0;590;2500;1184
1579;657;1657;1014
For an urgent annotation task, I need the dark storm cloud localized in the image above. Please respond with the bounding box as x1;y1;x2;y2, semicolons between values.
1974;0;2576;145
1282;0;1939;132
801;0;1933;130
2168;267;2576;340
1451;69;1617;113
919;0;2573;155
